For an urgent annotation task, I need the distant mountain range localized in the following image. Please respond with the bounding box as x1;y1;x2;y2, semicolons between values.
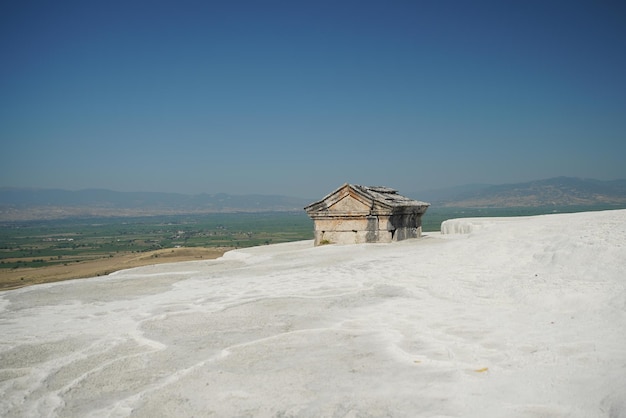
2;177;626;221
0;188;312;221
410;177;626;208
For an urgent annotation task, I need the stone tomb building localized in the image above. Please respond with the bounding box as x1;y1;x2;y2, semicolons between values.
304;184;430;246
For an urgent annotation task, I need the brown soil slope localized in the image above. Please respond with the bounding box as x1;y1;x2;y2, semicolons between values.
0;247;231;291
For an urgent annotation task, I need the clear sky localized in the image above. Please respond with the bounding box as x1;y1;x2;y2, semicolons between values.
1;1;625;198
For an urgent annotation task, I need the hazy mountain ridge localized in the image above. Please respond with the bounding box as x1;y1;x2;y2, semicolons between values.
0;188;312;221
2;177;626;221
412;177;626;207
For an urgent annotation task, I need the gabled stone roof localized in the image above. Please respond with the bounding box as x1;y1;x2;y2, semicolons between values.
304;183;430;216
350;185;429;208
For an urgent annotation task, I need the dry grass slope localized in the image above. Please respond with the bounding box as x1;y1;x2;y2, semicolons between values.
0;247;231;291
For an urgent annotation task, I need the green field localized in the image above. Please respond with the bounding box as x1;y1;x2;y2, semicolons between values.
0;212;312;270
2;205;620;271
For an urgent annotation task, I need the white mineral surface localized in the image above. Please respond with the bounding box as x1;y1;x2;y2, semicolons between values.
1;210;625;417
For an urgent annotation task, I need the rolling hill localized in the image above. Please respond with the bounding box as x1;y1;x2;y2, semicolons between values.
412;177;626;208
0;188;311;221
2;177;626;221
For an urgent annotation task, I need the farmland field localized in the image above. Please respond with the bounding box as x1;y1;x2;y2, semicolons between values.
0;212;312;289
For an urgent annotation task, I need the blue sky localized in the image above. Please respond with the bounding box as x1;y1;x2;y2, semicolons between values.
1;1;625;198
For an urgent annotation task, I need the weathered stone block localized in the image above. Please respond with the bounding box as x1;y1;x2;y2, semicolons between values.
305;184;429;246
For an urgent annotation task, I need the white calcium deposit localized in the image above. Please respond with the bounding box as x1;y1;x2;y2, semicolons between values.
1;210;626;417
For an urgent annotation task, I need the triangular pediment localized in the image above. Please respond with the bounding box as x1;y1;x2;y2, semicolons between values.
327;193;370;213
304;184;374;216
